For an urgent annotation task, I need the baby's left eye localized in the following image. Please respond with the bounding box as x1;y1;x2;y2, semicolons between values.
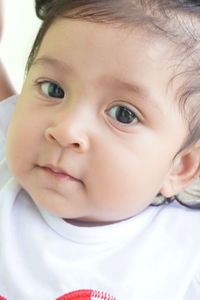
107;105;139;124
39;81;65;99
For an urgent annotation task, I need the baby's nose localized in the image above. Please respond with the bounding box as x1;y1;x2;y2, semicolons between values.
44;108;91;152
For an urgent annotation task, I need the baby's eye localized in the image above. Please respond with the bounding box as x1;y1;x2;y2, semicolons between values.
107;105;139;124
39;81;65;98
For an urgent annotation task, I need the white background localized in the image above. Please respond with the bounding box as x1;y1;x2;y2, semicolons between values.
0;0;41;93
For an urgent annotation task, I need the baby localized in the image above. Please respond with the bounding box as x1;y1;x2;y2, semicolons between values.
0;0;200;299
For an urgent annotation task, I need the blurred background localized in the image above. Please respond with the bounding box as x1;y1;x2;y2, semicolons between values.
0;0;41;94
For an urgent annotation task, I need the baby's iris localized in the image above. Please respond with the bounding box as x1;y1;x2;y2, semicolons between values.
108;106;138;124
40;81;65;98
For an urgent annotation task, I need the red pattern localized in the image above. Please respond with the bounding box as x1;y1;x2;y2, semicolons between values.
91;290;116;300
57;289;116;300
56;289;92;299
0;289;116;300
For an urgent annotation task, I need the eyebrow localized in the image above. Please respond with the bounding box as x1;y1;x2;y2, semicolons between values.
32;55;163;114
32;56;74;73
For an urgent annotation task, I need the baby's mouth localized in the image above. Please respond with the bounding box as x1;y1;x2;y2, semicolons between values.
39;164;81;182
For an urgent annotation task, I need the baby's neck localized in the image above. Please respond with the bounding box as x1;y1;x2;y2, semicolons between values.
64;218;122;227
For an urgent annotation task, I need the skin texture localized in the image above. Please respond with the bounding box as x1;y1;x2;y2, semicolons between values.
0;0;15;101
5;19;200;225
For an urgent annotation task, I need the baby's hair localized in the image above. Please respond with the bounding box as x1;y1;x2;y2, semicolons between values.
35;0;50;19
30;0;200;207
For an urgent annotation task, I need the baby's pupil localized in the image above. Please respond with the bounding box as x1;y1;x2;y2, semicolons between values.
48;83;64;98
116;106;134;124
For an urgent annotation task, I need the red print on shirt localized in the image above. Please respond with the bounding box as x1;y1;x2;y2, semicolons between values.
56;289;116;300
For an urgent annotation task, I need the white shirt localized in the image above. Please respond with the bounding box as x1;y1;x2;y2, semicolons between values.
0;95;200;300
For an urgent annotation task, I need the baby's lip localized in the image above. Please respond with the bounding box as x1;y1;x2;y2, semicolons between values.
40;164;80;181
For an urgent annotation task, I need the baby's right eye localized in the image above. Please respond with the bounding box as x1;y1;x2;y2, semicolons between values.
107;105;139;125
38;81;65;99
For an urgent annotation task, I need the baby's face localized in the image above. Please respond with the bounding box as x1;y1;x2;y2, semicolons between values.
6;19;188;224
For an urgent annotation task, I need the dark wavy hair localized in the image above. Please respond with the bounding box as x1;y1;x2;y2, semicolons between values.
32;0;200;208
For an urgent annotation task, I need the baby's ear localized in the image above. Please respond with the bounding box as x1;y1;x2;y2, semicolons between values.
160;142;200;197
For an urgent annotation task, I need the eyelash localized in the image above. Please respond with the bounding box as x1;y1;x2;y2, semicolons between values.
35;80;140;125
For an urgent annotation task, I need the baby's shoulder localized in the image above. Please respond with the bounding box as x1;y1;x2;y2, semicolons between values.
0;95;19;193
158;202;200;228
155;202;200;247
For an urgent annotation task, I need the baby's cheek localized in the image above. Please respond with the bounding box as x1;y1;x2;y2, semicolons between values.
6;123;27;175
